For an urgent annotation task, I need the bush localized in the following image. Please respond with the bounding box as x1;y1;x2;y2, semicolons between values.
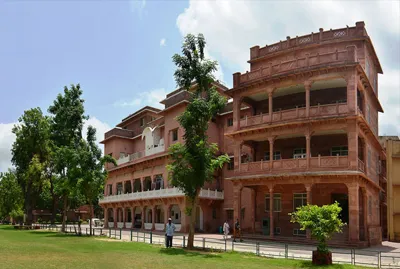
289;201;345;254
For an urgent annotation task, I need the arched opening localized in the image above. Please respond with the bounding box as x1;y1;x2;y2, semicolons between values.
143;177;152;191
134;207;142;228
107;208;113;223
124;181;132;194
154;175;164;190
195;206;203;232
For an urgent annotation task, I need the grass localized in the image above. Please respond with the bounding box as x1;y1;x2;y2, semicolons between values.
0;225;368;269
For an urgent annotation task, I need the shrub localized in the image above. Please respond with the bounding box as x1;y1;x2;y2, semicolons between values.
289;201;345;253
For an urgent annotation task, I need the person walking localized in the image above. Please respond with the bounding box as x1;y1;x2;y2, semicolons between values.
233;218;243;242
165;217;176;248
223;220;230;240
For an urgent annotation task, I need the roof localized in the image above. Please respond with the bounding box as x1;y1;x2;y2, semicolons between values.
117;106;161;127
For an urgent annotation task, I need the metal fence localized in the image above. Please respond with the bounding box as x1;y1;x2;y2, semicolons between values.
35;225;400;268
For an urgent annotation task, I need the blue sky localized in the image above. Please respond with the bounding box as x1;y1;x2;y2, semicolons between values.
1;0;399;172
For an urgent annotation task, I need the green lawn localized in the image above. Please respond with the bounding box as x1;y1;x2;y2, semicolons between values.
0;226;367;269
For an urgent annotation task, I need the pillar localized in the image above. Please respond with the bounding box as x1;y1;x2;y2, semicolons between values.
306;134;311;169
233;184;242;226
268;91;273;122
250;188;256;233
347;123;359;169
361;188;368;242
104;207;108;228
233;96;241;131
306;184;313;239
234;141;242;172
269;186;274;238
268;137;274;170
304;81;312;117
113;207;117;227
122;208;126;228
348;183;360;242
165;204;171;222
131;180;134;193
346;70;357;114
151;206;156;230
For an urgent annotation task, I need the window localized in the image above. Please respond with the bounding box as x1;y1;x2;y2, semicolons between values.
227;118;233;127
293;193;307;211
172;129;178;141
274;227;281;235
366;105;371;124
154;175;163;190
365;58;370;79
140;117;144;126
377;159;381;175
227;210;233;221
331;146;348;156
108;184;113;195
241;208;245;220
293;228;306;236
265;193;281;212
212;208;217;219
117;183;123;195
293;148;306;159
264;151;281;161
227;158;234;170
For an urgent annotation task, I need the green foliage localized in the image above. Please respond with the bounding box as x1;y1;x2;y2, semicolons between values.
0;171;23;219
289;202;345;253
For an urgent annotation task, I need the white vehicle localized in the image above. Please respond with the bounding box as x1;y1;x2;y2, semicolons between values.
90;218;103;227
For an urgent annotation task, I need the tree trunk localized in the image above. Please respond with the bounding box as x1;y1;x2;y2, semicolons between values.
186;193;199;249
50;179;57;225
24;184;33;226
89;202;93;236
61;195;67;233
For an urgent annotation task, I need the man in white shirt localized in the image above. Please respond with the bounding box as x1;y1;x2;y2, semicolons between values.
165;217;176;248
223;220;230;240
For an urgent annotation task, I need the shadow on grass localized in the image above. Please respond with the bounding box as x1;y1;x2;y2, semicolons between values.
159;248;222;259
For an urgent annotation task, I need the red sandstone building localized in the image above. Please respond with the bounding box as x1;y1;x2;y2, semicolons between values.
100;22;386;247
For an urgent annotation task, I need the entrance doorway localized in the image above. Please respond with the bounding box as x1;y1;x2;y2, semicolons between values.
331;194;349;223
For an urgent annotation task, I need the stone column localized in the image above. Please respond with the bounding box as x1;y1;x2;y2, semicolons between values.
304;81;312;117
233;96;241;131
346;70;357;114
269;186;274;238
234;141;242;172
306;134;311;169
233;184;242;226
305;184;313;239
131;180;134;193
151;206;156;230
348;183;360;242
113;207;117;228
165;204;171;222
268;137;274;170
361;188;369;242
268;92;273;122
104;207;108;228
250;188;256;233
347;123;359;170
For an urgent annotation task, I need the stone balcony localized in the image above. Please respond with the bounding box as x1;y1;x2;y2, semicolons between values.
99;187;224;204
230;156;367;178
233;46;357;88
115;144;165;167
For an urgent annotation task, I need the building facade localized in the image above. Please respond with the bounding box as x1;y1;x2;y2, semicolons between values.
100;21;385;247
380;136;400;241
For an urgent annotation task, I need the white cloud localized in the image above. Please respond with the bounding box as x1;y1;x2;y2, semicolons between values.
113;88;167;109
160;38;166;47
176;0;400;136
129;0;146;18
0;123;16;172
83;117;111;149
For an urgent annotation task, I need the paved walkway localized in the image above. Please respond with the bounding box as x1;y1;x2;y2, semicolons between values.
45;224;400;268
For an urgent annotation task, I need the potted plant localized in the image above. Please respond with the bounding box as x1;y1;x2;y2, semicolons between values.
289;201;345;265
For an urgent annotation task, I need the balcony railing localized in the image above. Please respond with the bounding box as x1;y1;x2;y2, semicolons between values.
234;46;357;88
114;144;165;167
358;159;365;173
236;103;348;130
236;155;348;176
99;187;224;204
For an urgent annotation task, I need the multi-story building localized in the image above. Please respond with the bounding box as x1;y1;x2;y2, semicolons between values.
100;21;385;247
380;136;400;242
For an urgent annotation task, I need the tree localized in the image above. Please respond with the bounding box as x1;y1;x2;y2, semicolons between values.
11;108;51;225
167;34;230;249
0;171;23;222
289;202;345;264
77;126;116;235
48;84;88;232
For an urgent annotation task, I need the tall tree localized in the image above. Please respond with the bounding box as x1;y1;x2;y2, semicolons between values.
77;126;116;235
167;34;230;249
0;170;24;222
48;84;88;232
11;108;51;225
